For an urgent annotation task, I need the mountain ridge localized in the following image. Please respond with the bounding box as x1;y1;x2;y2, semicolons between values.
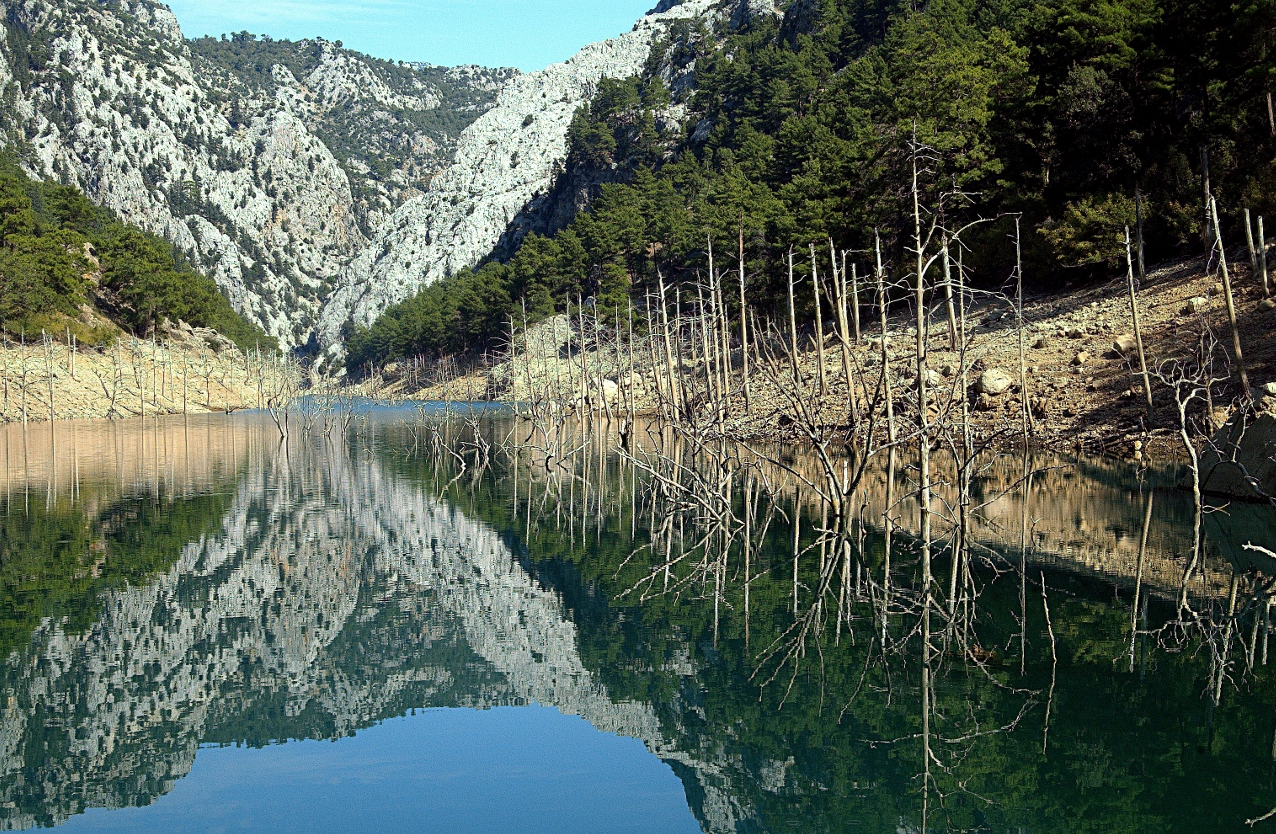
0;0;517;345
0;0;741;350
316;0;759;350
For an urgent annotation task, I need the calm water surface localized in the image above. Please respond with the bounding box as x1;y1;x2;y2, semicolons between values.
1;411;1274;832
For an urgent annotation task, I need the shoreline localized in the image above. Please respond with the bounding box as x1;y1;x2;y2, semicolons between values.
385;255;1276;463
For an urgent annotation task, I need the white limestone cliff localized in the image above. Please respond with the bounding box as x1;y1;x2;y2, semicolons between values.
317;0;722;346
0;1;508;344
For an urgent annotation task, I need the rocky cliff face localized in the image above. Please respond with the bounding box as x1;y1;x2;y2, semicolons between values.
189;37;517;233
0;0;509;345
0;0;778;351
316;0;733;347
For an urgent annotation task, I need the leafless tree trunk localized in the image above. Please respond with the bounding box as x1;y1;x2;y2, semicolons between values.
1201;145;1213;253
849;260;862;344
1246;208;1261;280
875;231;896;447
787;249;801;385
674;289;689;419
810;244;827;397
830;240;856;422
1135;188;1147;282
739;223;751;413
1260;216;1270;298
910;148;936;755
19;330;28;426
1124;227;1155;422
658;279;682;420
577;295;590;415
1209;195;1251;399
1015;217;1033;438
941;234;958;348
696;283;717;405
627;299;637;428
709;238;731;404
42;330;54;424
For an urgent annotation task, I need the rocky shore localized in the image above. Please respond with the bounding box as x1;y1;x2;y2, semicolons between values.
0;324;273;422
389;255;1276;461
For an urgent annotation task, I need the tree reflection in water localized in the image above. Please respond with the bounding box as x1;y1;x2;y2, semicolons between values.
0;412;1273;832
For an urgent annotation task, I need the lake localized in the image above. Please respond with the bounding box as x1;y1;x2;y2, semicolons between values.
1;409;1274;832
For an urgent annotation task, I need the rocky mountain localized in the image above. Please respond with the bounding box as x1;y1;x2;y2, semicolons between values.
317;0;778;349
0;0;511;345
0;0;775;352
188;35;517;232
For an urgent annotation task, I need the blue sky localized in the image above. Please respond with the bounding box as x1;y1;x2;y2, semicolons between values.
165;0;659;72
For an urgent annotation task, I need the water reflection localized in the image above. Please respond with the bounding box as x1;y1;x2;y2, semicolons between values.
0;414;1273;832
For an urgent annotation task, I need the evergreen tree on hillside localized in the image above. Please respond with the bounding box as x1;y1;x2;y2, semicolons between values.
0;158;275;350
349;0;1276;372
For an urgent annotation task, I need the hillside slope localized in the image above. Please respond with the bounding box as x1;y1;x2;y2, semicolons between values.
0;0;511;344
318;0;772;348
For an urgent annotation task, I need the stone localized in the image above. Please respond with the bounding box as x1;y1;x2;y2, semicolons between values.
1201;414;1276;501
1264;382;1276;397
1261;299;1276;312
1033;336;1049;349
1113;335;1137;356
941;363;958;378
600;378;621;403
1184;297;1210;316
976;369;1014;396
1073;351;1091;366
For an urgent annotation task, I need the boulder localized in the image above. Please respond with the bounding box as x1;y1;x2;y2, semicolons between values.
1183;297;1210;316
1113;335;1137;356
1200;414;1276;501
977;369;1013;396
1072;351;1091;366
1261;298;1276;312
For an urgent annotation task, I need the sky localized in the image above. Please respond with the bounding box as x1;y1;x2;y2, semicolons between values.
164;0;660;72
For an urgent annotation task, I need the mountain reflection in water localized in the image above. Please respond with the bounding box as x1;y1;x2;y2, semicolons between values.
0;413;1274;832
